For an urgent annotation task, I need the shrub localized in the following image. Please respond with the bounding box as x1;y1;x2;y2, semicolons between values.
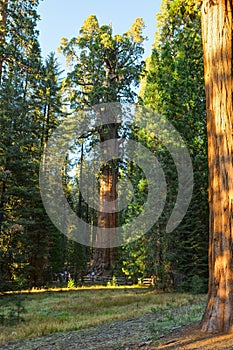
67;278;76;288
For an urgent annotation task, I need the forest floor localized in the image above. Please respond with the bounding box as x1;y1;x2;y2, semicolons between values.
2;314;233;350
143;323;233;350
1;289;233;349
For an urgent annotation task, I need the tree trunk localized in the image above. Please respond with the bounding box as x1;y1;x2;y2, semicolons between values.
91;122;118;274
201;0;233;333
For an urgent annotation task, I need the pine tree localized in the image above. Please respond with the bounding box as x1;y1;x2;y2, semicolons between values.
24;53;64;287
0;0;64;289
0;0;41;288
141;0;209;291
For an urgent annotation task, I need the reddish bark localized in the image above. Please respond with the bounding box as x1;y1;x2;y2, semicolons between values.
91;107;119;274
201;0;233;333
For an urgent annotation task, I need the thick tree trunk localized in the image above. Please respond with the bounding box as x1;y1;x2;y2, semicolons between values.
92;122;118;274
201;0;233;333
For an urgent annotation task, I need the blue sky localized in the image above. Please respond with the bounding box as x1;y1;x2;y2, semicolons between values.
37;0;162;66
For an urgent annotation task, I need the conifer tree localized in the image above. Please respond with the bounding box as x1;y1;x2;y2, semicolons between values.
59;15;145;274
141;0;208;290
0;1;63;288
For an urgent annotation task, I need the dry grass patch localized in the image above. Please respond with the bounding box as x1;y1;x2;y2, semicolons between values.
0;287;206;346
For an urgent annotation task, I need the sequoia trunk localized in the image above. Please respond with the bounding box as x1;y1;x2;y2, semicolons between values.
201;0;233;333
92;111;119;275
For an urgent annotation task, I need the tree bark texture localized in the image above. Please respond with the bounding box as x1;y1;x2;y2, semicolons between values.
201;0;233;333
91;105;119;274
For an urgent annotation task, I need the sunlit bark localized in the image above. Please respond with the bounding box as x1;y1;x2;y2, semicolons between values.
92;122;118;273
201;0;233;333
91;58;120;274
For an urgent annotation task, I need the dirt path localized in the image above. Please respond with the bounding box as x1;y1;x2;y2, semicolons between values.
0;311;156;350
2;314;233;350
144;323;233;350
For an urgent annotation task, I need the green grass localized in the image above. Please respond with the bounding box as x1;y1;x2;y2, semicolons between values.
0;287;206;346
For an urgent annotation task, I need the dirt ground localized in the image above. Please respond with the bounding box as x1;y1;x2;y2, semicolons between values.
142;323;233;350
2;314;233;349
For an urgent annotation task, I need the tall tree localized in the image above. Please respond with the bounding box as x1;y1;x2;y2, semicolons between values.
25;53;64;287
141;0;208;291
0;0;42;289
201;0;233;333
59;15;145;275
0;0;64;289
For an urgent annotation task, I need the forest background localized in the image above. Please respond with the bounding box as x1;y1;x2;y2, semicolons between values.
0;0;208;294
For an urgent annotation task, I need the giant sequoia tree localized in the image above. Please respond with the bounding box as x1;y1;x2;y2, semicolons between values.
201;0;233;333
59;15;145;274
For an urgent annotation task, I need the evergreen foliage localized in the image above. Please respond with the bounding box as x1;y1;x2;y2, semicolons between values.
0;0;209;291
140;0;208;291
0;0;64;290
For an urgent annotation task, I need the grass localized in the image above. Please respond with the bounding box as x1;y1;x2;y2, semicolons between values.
0;287;207;346
149;297;206;340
